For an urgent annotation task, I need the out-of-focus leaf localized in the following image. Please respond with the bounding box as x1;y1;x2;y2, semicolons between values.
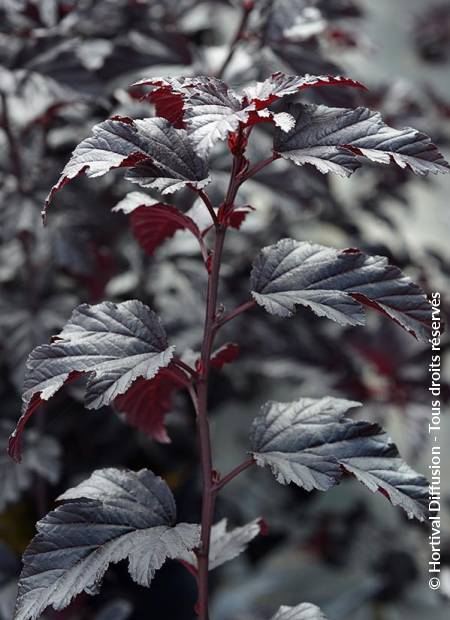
14;468;200;620
0;422;61;512
271;602;328;620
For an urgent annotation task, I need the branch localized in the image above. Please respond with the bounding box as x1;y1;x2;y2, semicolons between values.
212;458;255;492
239;153;280;184
173;358;198;379
215;299;256;329
216;1;254;79
194;187;219;227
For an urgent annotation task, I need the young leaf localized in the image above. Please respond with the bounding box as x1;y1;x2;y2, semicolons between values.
250;239;433;341
178;518;263;571
210;343;240;369
9;300;174;461
134;73;366;156
242;73;366;110
44;117;211;216
113;365;189;443
270;603;328;620
14;468;200;620
250;397;428;520
113;192;201;256
274;103;450;177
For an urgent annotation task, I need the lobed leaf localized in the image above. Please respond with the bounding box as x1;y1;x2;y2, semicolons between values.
9;300;174;461
14;468;200;620
242;73;366;110
113;191;201;256
274;103;450;177
250;238;433;341
44;117;210;217
133;73;366;156
250;397;428;520
178;518;263;571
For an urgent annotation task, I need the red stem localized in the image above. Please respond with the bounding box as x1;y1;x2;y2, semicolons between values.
195;131;247;619
195;188;219;227
196;226;225;619
240;153;280;183
212;458;255;492
216;299;256;330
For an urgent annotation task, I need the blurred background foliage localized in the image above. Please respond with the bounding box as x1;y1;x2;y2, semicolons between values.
0;0;449;618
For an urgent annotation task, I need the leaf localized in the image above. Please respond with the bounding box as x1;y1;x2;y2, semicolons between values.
113;365;189;443
242;73;367;110
274;103;450;177
134;73;366;156
14;468;200;620
134;76;249;157
113;192;201;256
44;117;210;216
250;397;428;520
0;422;61;512
210;343;240;369
178;518;263;571
9;300;174;461
224;206;255;230
250;239;433;341
270;603;328;620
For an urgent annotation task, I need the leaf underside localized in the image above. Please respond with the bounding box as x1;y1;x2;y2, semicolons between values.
250;238;433;342
14;468;200;620
178;518;262;571
113;192;201;256
250;397;428;520
9;300;174;461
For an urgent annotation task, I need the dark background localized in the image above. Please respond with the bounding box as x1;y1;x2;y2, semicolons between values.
1;1;449;619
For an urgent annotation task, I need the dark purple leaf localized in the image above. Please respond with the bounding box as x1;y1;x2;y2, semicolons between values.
44;116;211;217
9;300;174;461
14;468;200;620
250;239;434;342
133;73;366;156
274;103;450;176
242;73;367;109
250;397;428;520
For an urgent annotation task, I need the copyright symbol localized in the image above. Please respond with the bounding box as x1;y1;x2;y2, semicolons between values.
429;577;440;590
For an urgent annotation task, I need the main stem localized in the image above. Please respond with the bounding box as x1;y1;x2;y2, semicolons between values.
196;224;226;620
196;128;246;619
